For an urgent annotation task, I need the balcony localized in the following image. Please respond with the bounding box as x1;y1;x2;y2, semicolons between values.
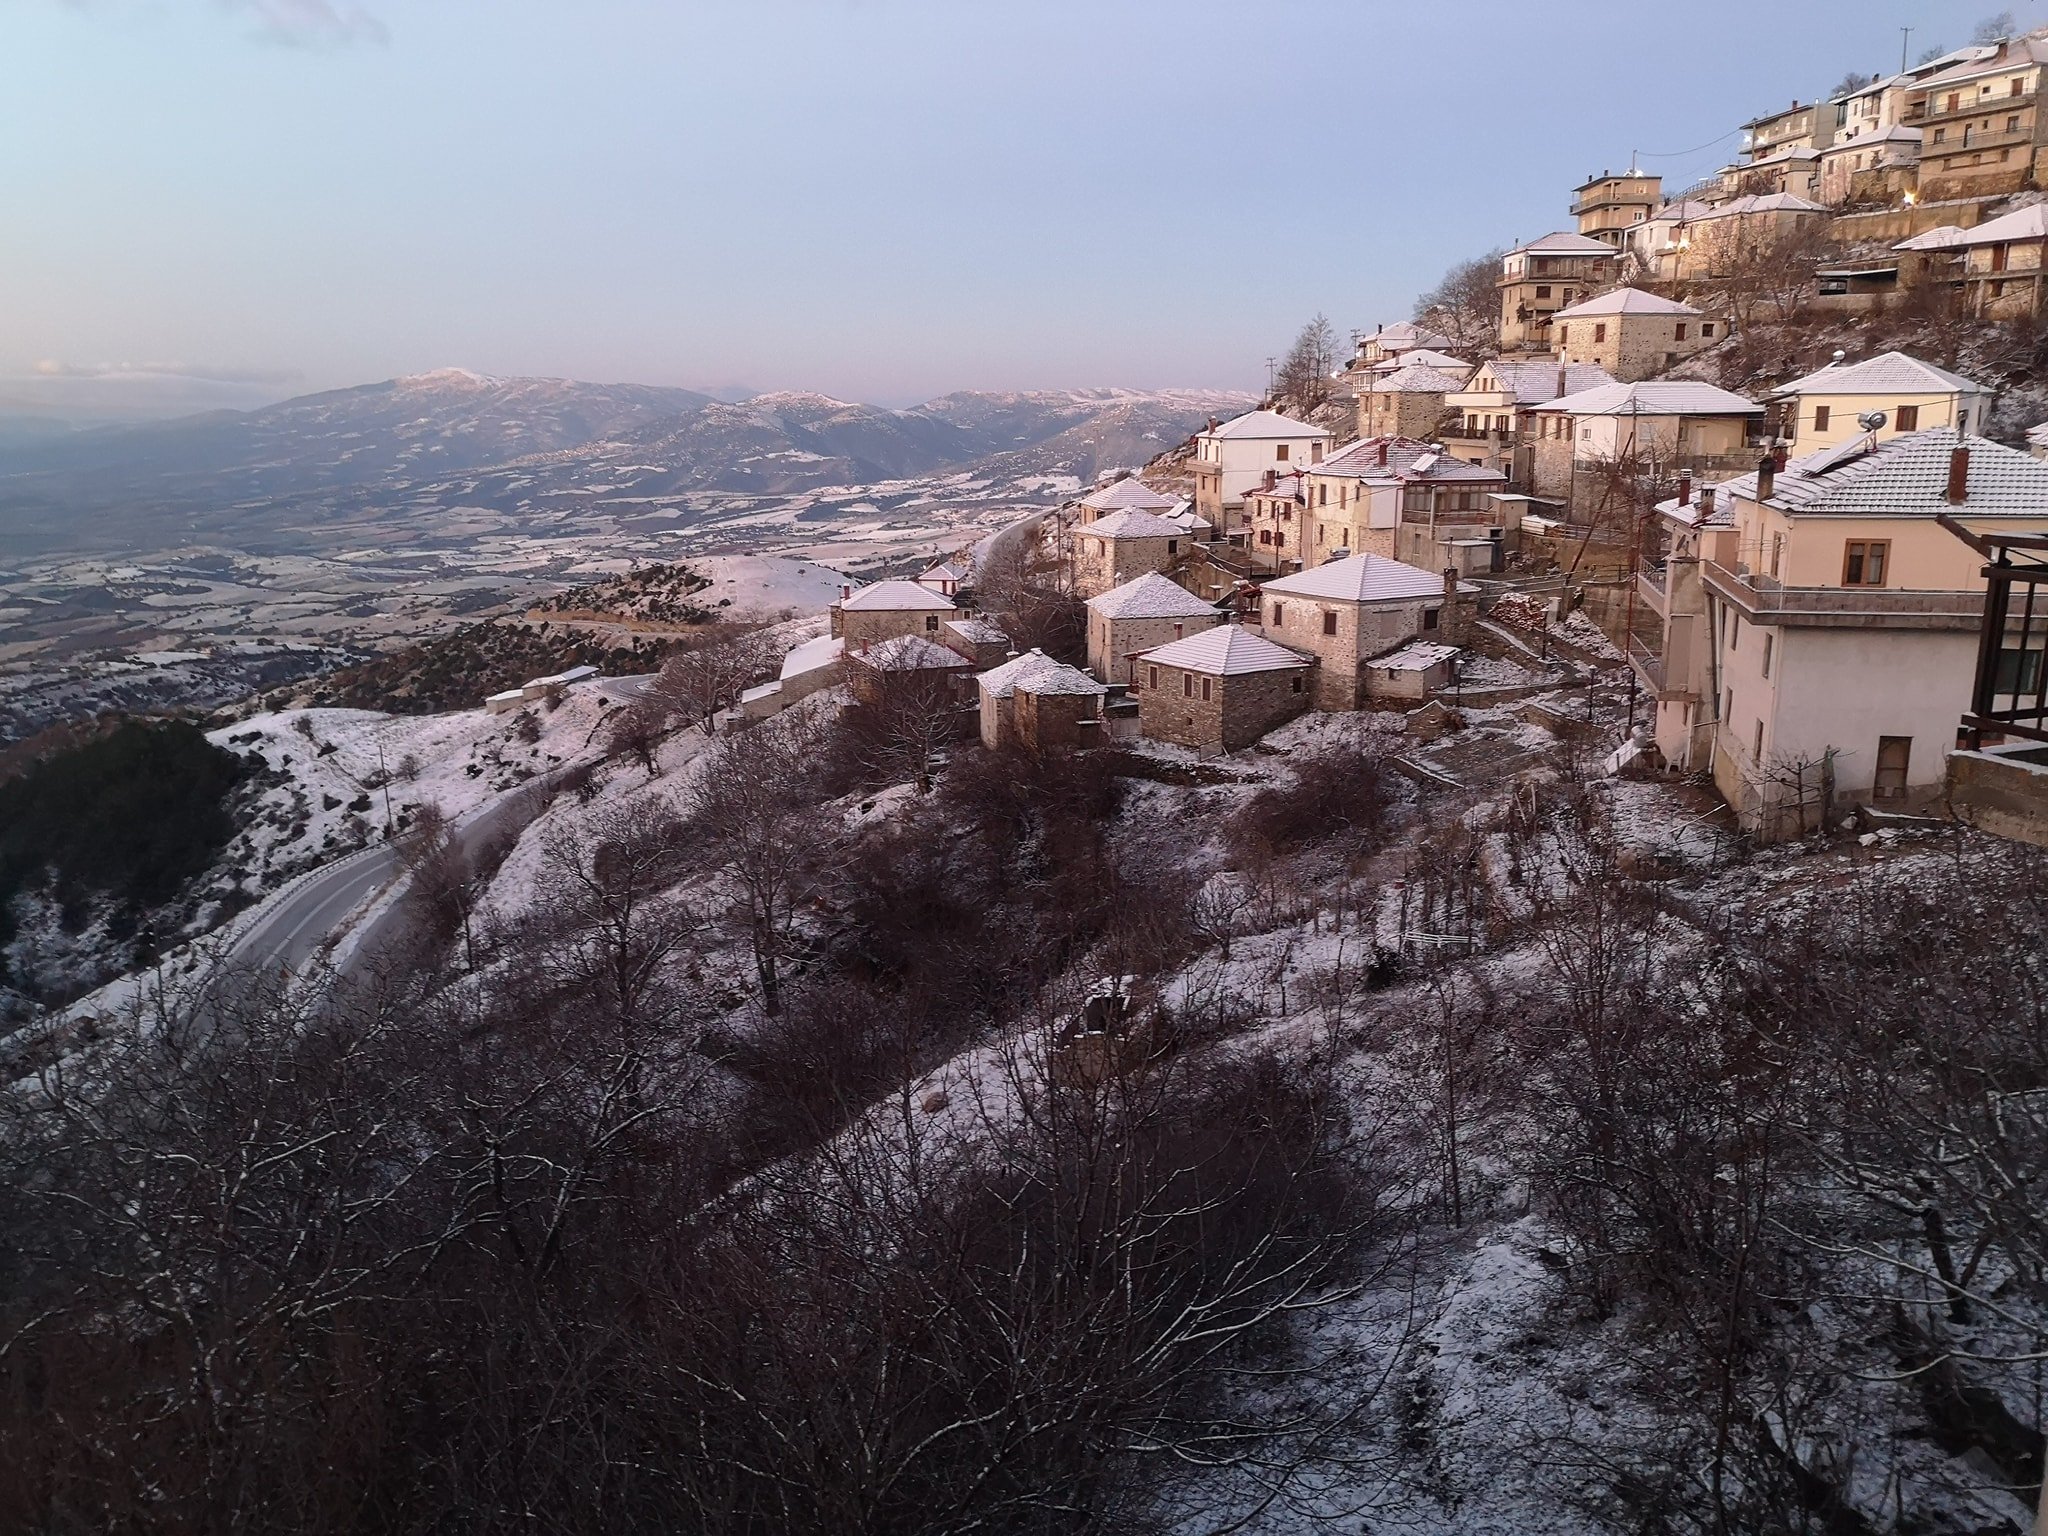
1924;123;2037;154
1702;561;1985;628
1637;559;1670;618
1626;633;1663;692
1916;92;2035;126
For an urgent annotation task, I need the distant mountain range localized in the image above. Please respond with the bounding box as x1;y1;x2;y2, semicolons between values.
0;372;1251;557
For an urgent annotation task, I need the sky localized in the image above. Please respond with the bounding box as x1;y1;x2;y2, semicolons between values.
2;0;2040;417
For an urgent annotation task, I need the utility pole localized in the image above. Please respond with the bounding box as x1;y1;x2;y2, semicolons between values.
375;736;395;840
1264;356;1278;399
1900;26;1912;73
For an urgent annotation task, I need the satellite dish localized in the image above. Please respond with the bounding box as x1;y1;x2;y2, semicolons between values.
1857;410;1888;431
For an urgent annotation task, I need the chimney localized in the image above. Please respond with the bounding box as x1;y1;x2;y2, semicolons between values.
1207;415;1219;432
1701;486;1717;515
1678;470;1693;506
1948;443;1971;504
1263;468;1275;491
1376;439;1389;467
840;583;851;600
1443;567;1459;596
1755;455;1775;503
1557;366;1568;395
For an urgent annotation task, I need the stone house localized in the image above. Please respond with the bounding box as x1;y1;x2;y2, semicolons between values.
917;561;969;598
1496;232;1621;353
976;649;1104;750
1012;668;1109;750
1258;553;1472;710
1363;640;1459;702
1072;508;1185;598
939;616;1011;668
1301;436;1511;572
1442;359;1617;485
831;579;959;647
1076;476;1178;525
1084;571;1223;684
1680;193;1829;272
843;634;975;706
1627;198;1722;282
1766;351;1996;451
1133;625;1316;752
740;634;845;720
1189;410;1333;533
1359;364;1467;441
1347;321;1457;370
1572;169;1662;250
1549;288;1721;382
1816;125;1923;205
1243;470;1309;571
1525;381;1764;515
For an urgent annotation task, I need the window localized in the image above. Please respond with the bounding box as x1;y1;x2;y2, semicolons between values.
1675;322;1688;340
1147;665;1159;691
1934;127;1947;143
1731;613;1741;649
2013;78;2026;96
1423;607;1441;631
1994;646;2045;694
1182;673;1193;698
1270;602;1284;626
1843;539;1889;586
1200;676;1212;702
1276;444;1289;461
2010;115;2021;131
1753;720;1765;760
1535;284;1552;298
924;615;939;632
1172;623;1184;640
1594;323;1608;342
1875;736;1912;799
1319;484;1328;506
1770;533;1783;578
1895;404;1919;430
1762;633;1774;678
1167;539;1179;555
1812;404;1831;433
1316;524;1325;545
1290;675;1304;694
1702;322;1716;338
1311;441;1324;463
1724;687;1733;722
1556;325;1569;348
1322;609;1337;635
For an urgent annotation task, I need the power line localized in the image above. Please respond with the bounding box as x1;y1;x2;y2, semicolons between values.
1629;127;1745;161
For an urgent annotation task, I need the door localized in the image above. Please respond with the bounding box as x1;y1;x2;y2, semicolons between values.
1874;736;1911;800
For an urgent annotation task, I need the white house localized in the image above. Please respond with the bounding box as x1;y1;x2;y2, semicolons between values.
1189;410;1333;534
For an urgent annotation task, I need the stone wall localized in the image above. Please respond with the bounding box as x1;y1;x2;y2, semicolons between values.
1260;592;1446;710
1135;659;1313;751
1015;686;1100;750
1553;312;1715;383
1086;608;1221;684
1359;389;1450;440
1075;533;1178;598
840;607;952;649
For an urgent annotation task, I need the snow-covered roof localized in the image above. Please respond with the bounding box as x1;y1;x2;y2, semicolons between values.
1949;203;2048;247
2029;421;2048;449
1160;508;1215;534
1358;321;1455;352
942;616;1009;644
1077;508;1183;539
977;648;1086;699
1552;287;1701;319
1507;230;1618;257
838;579;957;612
1312;435;1508;484
1077;477;1178;512
1012;659;1109;697
1894;224;1972;251
1694;192;1826;219
1370;640;1460;672
919;561;970;583
1769;351;1988;399
1457;360;1617;405
850;634;968;671
1261;552;1449;605
1245;471;1305;502
1650;198;1720;222
1139;625;1312;676
779;634;844;682
1086;571;1220;620
532;664;599;687
1717;428;2048;518
1538;380;1761;417
487;688;527;705
1371;348;1468;373
1820;124;1922;152
1913;34;2048;90
1742;145;1821;169
1367;364;1468;394
1201;409;1331;441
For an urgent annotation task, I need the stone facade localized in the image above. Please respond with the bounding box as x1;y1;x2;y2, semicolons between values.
1014;685;1102;750
1260;588;1461;711
839;605;953;649
1134;656;1313;752
1074;528;1180;598
1086;608;1221;685
1359;384;1452;440
1551;311;1719;382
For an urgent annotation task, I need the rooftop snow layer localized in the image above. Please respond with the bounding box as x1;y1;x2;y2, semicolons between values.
1261;552;1449;604
1085;571;1220;620
1140;624;1312;675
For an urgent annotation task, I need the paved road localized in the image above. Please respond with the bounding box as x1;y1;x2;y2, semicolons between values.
230;845;399;976
596;672;657;704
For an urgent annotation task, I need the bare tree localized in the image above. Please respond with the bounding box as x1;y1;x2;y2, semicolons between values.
604;698;668;778
1414;248;1506;356
1275;313;1338;409
1974;10;2016;43
651;625;776;734
842;662;964;794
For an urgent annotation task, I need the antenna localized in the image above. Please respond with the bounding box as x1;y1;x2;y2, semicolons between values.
1900;25;1912;73
1264;357;1278;396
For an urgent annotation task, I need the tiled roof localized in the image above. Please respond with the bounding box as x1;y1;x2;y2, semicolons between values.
1694;192;1826;219
1539;380;1761;417
838;579;957;612
1086;571;1220;620
1650;199;1720;221
1370;640;1460;672
1078;508;1183;539
1508;230;1618;256
977;648;1065;699
1913;35;2048;90
919;561;969;582
943;616;1009;644
2028;421;2048;449
1770;350;1987;398
1012;659;1108;697
1139;625;1312;676
1716;428;2048;518
1261;552;1448;604
1894;224;1972;251
1950;203;2048;247
1459;361;1617;405
852;635;968;671
1552;287;1700;319
1373;348;1468;373
1821;124;1922;152
1077;477;1177;512
1367;364;1468;394
1201;409;1330;441
1312;435;1507;483
1359;321;1456;351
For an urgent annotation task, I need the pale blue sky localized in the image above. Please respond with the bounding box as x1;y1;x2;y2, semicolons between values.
2;0;2035;415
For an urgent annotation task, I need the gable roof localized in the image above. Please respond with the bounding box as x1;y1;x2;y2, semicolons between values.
1695;192;1826;219
1538;380;1761;417
1458;360;1617;405
943;616;1010;644
779;634;845;682
1508;230;1618;257
1913;34;2048;90
1311;436;1508;484
1078;508;1183;539
977;648;1066;699
1244;471;1306;502
1359;321;1456;352
1077;477;1178;512
1951;203;2048;247
838;578;958;612
1011;659;1108;697
1261;552;1448;604
1372;348;1469;373
1895;223;1973;251
1138;625;1312;676
1086;571;1221;620
1718;428;2048;518
1367;364;1468;394
1769;351;1988;399
1552;287;1701;319
919;561;970;583
1202;408;1331;441
851;634;970;671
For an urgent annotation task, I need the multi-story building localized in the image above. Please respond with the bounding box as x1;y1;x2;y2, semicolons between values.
1188;409;1332;534
1441;359;1617;486
1572;169;1662;249
1815;124;1922;204
1742;98;1836;161
1300;436;1510;574
1497;232;1621;353
1549;288;1723;382
1634;430;2048;836
1525;381;1764;514
1940;202;2048;319
1628;198;1721;282
1905;31;2048;200
1358;363;1466;441
1071;508;1185;598
1766;351;1996;451
1084;571;1223;685
1257;554;1471;710
1075;475;1178;525
1243;470;1308;572
1348;321;1457;371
